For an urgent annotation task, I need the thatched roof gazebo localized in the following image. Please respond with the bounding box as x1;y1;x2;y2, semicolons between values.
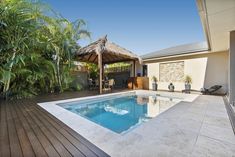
76;35;141;94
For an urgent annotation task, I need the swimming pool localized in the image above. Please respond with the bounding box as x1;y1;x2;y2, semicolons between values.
58;93;180;134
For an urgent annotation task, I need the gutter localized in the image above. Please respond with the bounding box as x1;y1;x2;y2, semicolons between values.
142;49;210;62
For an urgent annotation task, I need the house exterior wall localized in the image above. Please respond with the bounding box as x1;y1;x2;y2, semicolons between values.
229;30;235;104
136;61;142;76
130;61;142;77
145;51;228;93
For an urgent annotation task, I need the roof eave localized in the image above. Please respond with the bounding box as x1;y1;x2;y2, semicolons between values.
142;48;210;62
196;0;211;50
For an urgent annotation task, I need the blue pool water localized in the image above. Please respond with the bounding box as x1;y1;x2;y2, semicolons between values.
59;94;178;133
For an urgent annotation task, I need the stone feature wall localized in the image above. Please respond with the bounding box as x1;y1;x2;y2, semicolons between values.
159;61;184;82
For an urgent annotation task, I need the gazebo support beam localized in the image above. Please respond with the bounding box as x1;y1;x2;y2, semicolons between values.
103;59;133;64
102;63;104;79
98;52;103;94
133;60;136;77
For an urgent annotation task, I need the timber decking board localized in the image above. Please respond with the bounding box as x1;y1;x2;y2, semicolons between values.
34;104;108;157
28;103;97;157
0;91;112;157
9;102;35;157
16;100;60;157
21;102;83;157
12;101;48;157
6;102;23;157
0;102;10;157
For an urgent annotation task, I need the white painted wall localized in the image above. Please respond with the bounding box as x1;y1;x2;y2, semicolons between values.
146;51;228;93
136;61;142;76
130;61;142;77
229;30;235;104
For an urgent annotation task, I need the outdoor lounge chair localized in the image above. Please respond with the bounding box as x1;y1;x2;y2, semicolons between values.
200;85;222;95
88;79;94;90
105;79;115;90
94;79;99;89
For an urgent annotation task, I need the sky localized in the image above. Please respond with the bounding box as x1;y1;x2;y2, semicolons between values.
43;0;205;55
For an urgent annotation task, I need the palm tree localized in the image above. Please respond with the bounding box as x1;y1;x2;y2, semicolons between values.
0;0;40;98
0;0;90;99
39;17;90;92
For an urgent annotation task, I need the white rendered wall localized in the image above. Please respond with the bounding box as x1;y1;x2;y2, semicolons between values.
229;31;235;103
146;51;228;93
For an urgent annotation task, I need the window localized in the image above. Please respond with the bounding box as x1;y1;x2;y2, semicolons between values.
142;65;148;77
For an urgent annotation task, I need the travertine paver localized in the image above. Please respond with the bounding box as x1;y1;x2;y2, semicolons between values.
40;92;235;157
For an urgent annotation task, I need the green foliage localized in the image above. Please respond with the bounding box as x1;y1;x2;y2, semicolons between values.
83;63;98;79
184;75;192;84
151;76;158;82
106;62;130;68
0;0;90;99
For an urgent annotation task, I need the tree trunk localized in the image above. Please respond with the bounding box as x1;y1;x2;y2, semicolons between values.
55;54;62;92
57;57;62;91
3;51;16;99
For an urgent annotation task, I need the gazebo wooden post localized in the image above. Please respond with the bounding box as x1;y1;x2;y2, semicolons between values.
133;60;136;77
102;63;105;79
130;60;136;90
98;52;103;94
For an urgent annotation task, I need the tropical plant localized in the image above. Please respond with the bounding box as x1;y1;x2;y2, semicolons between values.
151;76;158;83
184;75;192;84
38;16;90;92
0;0;90;99
0;0;41;98
83;63;98;79
107;62;130;68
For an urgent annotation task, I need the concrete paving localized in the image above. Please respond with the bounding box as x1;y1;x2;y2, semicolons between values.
40;92;235;157
106;95;235;157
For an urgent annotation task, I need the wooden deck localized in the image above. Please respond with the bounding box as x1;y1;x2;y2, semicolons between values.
0;90;113;157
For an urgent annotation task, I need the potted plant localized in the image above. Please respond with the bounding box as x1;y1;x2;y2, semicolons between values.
168;83;175;92
151;76;158;91
184;75;192;93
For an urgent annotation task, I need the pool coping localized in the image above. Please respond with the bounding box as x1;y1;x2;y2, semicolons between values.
223;97;235;134
38;90;199;154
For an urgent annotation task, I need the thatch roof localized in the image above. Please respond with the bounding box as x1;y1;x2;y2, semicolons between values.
76;35;142;64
